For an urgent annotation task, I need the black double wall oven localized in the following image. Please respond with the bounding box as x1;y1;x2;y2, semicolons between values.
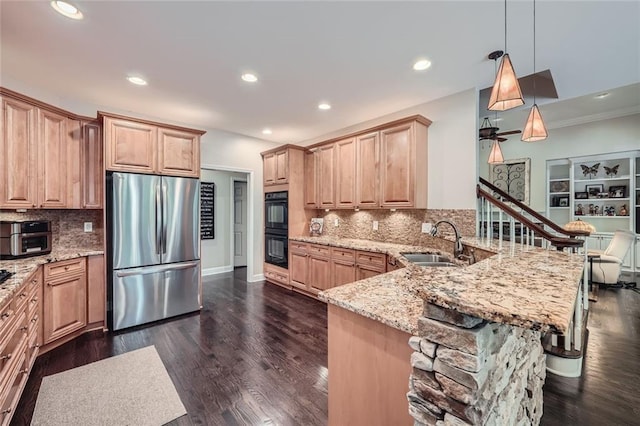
265;191;288;269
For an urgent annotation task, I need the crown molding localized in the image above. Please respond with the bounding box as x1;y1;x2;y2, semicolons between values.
546;105;640;130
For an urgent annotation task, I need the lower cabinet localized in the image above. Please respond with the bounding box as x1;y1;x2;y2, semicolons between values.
331;248;356;287
308;254;331;295
43;257;87;345
289;242;309;291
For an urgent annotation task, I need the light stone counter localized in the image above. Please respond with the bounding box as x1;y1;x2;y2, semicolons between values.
0;248;104;309
296;236;584;335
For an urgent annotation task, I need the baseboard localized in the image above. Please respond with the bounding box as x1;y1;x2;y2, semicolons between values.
248;273;265;283
202;265;234;276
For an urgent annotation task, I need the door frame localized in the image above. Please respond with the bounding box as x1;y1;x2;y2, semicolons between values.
230;177;248;269
201;164;258;282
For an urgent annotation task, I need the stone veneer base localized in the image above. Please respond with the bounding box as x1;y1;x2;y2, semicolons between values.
408;303;545;426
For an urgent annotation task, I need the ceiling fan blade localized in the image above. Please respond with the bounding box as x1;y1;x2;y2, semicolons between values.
496;130;521;136
495;137;507;142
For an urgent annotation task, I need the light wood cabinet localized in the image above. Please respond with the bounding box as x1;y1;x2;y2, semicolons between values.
1;90;103;210
331;248;356;288
308;252;331;294
0;96;38;208
356;132;380;208
335;137;357;208
102;112;203;178
263;149;289;186
43;258;87;345
355;250;386;281
318;144;336;208
380;121;428;208
86;255;105;325
38;109;68;208
289;242;309;291
304;149;318;208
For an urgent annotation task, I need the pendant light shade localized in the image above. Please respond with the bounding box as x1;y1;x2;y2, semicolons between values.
487;140;504;164
487;53;524;111
522;104;548;142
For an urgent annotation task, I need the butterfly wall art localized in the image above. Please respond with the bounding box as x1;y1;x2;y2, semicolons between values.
604;165;619;177
580;163;600;179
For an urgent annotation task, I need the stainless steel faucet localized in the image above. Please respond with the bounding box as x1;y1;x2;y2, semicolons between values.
430;220;464;260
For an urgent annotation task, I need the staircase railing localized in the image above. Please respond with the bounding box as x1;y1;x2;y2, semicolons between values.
477;177;590;377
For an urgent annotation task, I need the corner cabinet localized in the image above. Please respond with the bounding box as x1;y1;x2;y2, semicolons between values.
0;89;104;209
546;150;640;272
101;112;204;178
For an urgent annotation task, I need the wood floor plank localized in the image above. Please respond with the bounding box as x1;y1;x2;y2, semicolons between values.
11;269;640;425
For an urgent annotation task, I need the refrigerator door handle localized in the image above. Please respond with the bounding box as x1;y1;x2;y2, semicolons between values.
162;182;168;254
155;183;162;255
115;261;200;277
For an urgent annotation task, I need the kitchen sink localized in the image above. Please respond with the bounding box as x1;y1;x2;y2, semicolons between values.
402;253;451;263
401;253;459;268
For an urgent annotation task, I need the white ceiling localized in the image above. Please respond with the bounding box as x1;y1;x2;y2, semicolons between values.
1;1;639;144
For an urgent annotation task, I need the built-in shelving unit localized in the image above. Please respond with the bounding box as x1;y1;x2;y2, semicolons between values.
546;150;640;272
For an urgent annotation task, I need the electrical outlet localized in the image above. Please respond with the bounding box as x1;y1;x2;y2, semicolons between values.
334;218;339;227
421;222;433;234
372;221;379;231
84;222;93;232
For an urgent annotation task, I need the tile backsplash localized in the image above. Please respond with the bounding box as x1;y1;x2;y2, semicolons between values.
0;210;103;249
317;209;476;245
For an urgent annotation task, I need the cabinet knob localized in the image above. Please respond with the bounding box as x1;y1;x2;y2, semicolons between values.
31;317;38;323
64;266;70;270
1;408;11;415
0;353;11;361
0;313;9;320
19;326;28;332
19;368;28;374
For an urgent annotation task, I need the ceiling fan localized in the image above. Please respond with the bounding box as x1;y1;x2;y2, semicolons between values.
479;117;521;142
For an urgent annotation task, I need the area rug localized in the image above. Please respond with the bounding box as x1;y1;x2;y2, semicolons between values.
31;345;186;426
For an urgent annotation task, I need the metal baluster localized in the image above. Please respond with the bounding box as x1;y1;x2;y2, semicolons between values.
574;283;583;349
498;209;504;244
564;320;573;351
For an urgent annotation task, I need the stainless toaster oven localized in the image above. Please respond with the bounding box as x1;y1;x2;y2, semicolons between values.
0;220;52;259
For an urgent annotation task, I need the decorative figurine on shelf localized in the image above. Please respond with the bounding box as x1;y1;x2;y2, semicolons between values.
594;205;600;216
619;204;628;216
575;204;584;216
580;163;600;179
589;204;595;215
604;164;619;177
604;205;615;216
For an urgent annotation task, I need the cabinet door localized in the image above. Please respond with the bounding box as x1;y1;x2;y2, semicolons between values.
290;250;308;290
82;121;103;208
104;117;157;174
263;153;276;185
318;144;336;208
43;271;87;344
335;137;357;208
356;264;383;281
38;109;68;208
308;255;331;294
356;131;380;208
275;149;288;184
157;127;200;177
0;96;38;208
380;122;415;207
87;255;105;325
304;150;318;208
331;260;356;288
66;118;83;208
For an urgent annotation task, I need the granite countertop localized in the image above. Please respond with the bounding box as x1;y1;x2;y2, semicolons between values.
0;248;104;310
293;236;584;335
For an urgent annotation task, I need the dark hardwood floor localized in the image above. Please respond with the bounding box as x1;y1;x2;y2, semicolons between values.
12;269;640;425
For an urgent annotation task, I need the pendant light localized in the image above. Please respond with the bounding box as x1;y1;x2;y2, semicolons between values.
488;0;524;111
522;0;548;141
488;140;504;164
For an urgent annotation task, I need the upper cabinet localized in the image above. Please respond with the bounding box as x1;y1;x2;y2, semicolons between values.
101;112;204;178
263;149;289;186
304;149;318;208
0;89;104;209
302;115;430;210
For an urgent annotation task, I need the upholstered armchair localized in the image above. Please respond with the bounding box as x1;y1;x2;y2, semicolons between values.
588;229;635;285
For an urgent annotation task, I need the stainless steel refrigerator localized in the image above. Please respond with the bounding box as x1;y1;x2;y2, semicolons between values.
107;172;201;331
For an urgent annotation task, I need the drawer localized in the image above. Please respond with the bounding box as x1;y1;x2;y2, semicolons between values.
27;330;38;370
0;304;16;348
356;250;386;268
26;267;42;290
331;247;355;262
264;264;289;286
44;257;86;280
12;288;29;316
308;244;330;258
27;284;39;320
0;311;27;390
0;342;28;426
289;241;308;254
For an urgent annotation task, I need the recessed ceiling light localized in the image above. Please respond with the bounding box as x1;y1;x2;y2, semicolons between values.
241;73;258;83
318;103;331;110
413;59;432;71
127;76;148;86
50;1;83;20
594;92;610;99
262;128;272;135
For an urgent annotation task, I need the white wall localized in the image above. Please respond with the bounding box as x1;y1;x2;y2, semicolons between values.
479;113;640;211
299;88;479;209
200;169;247;275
